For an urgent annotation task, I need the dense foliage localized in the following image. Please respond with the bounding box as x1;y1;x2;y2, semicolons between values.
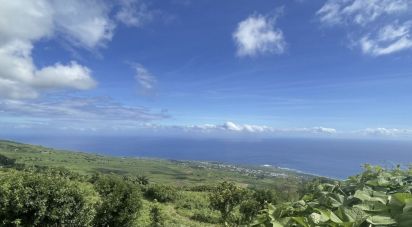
252;165;412;227
0;164;143;226
144;184;178;203
91;174;143;226
2;141;411;226
0;169;99;226
210;181;247;223
209;182;279;225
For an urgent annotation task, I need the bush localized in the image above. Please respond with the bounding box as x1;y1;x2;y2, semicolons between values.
150;203;165;227
0;154;15;167
0;169;100;226
145;184;178;203
123;175;149;186
191;209;220;224
92;174;143;226
253;188;277;207
175;191;209;210
188;184;216;192
209;181;246;222
239;199;261;224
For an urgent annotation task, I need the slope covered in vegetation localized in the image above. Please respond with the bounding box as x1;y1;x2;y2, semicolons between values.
0;139;311;226
0;139;410;226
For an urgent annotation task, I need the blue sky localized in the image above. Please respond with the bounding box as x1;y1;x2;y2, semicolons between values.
1;0;412;139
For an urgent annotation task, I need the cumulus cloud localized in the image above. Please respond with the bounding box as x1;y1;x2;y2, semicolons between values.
182;122;337;135
233;14;286;57
134;64;157;94
0;40;96;99
317;0;412;56
220;122;273;133
0;0;117;99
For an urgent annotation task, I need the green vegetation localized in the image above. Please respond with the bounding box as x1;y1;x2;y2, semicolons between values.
0;169;99;226
0;139;309;226
0;139;410;226
252;165;412;227
92;174;143;226
0;140;309;189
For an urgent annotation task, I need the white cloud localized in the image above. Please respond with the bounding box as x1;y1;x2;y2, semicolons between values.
0;39;96;99
0;0;117;99
134;64;157;94
362;128;412;136
0;1;54;43
317;0;412;56
116;0;154;27
360;21;412;56
0;97;168;123
317;0;410;26
220;121;273;133
183;122;337;135
298;127;337;134
51;0;114;49
184;122;274;134
233;14;286;57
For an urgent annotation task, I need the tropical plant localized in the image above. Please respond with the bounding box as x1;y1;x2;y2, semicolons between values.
252;165;412;226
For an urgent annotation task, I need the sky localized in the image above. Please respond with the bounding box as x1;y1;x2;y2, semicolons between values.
1;0;412;139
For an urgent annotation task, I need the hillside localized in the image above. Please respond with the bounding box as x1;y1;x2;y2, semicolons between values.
0;139;312;188
0;139;313;226
0;140;410;226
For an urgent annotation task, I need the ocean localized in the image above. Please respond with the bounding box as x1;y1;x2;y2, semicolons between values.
4;135;412;179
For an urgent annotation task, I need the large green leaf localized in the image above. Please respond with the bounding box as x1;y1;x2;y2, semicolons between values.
366;215;397;225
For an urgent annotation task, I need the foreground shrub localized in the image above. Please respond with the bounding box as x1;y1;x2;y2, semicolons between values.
0;170;100;226
92;174;143;226
209;181;246;222
252;165;412;227
240;199;262;224
150;203;165;227
145;184;178;202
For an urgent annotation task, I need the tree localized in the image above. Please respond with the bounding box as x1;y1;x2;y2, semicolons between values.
92;174;143;226
209;181;246;222
0;169;100;226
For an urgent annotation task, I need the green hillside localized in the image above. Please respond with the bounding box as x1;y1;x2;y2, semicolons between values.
0;139;311;226
0;139;312;188
2;140;408;226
